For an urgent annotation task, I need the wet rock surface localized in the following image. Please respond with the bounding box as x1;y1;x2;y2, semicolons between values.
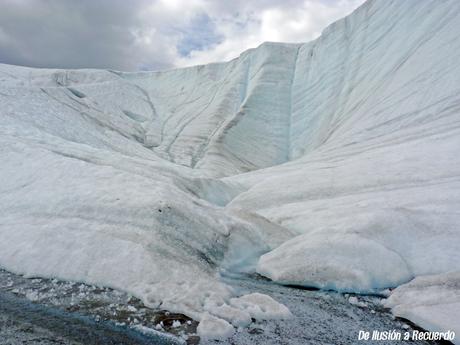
0;269;193;344
0;269;445;345
211;274;442;345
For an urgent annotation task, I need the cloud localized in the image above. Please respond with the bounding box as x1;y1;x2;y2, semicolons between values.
177;0;366;67
0;0;365;71
176;13;223;57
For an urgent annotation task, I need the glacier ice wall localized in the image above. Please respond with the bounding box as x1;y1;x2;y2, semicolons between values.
228;0;460;291
1;0;460;338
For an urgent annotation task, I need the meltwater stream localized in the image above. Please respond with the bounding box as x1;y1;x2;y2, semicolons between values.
0;269;445;345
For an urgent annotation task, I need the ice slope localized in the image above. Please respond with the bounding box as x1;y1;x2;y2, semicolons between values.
1;0;460;339
385;272;460;344
115;42;300;176
227;0;460;293
0;64;294;337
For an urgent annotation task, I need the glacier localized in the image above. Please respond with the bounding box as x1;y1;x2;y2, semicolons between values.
1;0;460;341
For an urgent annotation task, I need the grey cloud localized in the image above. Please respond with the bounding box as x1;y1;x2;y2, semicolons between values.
0;0;174;71
0;0;364;71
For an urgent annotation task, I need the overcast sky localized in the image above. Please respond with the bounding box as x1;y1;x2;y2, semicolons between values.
0;0;365;71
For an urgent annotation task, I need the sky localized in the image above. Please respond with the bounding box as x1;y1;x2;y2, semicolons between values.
0;0;365;71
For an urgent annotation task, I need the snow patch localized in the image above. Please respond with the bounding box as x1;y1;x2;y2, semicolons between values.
229;293;292;320
197;313;235;341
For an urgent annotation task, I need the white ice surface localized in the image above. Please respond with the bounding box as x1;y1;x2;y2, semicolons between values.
1;0;460;340
229;0;460;294
196;313;235;341
229;293;292;320
257;232;412;292
0;65;288;338
385;272;460;344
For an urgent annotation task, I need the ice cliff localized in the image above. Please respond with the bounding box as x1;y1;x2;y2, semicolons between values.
1;0;459;340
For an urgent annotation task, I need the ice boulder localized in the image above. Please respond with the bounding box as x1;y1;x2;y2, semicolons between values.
257;232;412;292
385;272;460;343
197;313;235;341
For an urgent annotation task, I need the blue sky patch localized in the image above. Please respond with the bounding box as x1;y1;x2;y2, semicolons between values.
176;13;223;57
